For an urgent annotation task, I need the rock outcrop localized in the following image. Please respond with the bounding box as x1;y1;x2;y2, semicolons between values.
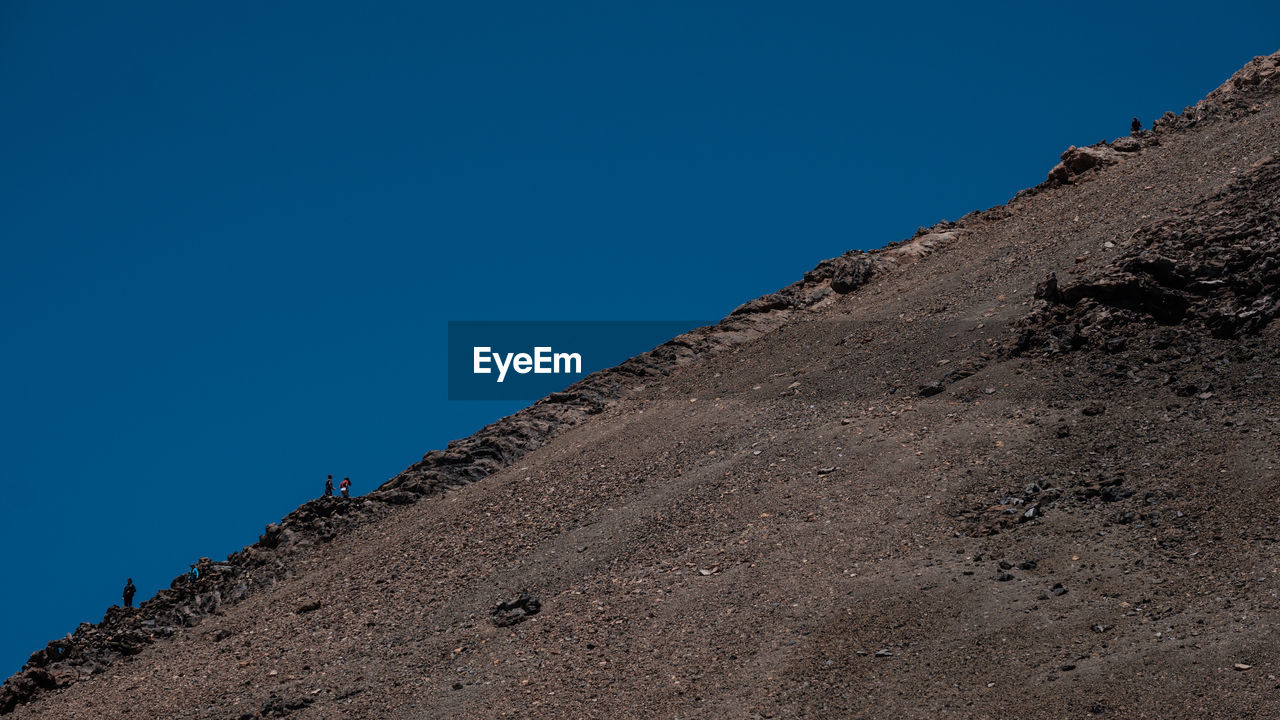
1013;157;1280;355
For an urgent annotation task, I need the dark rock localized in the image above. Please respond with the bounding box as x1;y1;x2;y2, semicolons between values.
259;523;284;549
826;253;883;294
491;592;542;627
26;669;57;691
260;694;313;718
1099;486;1134;503
1034;275;1061;307
918;382;945;397
24;649;49;670
1047;145;1123;184
731;294;793;316
377;491;417;506
1114;135;1141;152
295;601;322;615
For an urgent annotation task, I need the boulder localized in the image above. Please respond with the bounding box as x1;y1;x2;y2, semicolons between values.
1111;136;1142;153
490;592;542;627
803;252;882;294
1047;145;1122;184
1060;145;1121;174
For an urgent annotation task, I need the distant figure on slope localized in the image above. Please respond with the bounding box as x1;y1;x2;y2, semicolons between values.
123;578;136;608
1131;117;1142;134
340;476;351;498
325;474;334;497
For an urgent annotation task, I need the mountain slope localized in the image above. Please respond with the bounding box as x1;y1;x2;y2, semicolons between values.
4;51;1280;719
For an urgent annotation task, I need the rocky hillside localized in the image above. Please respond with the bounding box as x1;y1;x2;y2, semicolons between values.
4;51;1279;719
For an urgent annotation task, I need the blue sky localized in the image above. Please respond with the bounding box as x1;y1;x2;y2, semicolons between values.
2;1;1276;674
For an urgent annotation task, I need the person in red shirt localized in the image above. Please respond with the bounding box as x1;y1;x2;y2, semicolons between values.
339;477;351;498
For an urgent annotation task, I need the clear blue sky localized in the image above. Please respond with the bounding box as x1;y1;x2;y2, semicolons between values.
1;0;1276;674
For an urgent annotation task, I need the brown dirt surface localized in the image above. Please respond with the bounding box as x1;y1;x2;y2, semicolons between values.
5;51;1280;720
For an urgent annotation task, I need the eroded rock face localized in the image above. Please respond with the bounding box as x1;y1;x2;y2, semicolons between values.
881;231;960;264
1155;50;1280;131
802;251;886;293
1013;158;1280;355
1047;145;1123;185
1199;50;1280;111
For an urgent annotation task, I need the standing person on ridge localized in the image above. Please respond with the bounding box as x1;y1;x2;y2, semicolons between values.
340;476;351;498
325;474;334;497
123;578;136;608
